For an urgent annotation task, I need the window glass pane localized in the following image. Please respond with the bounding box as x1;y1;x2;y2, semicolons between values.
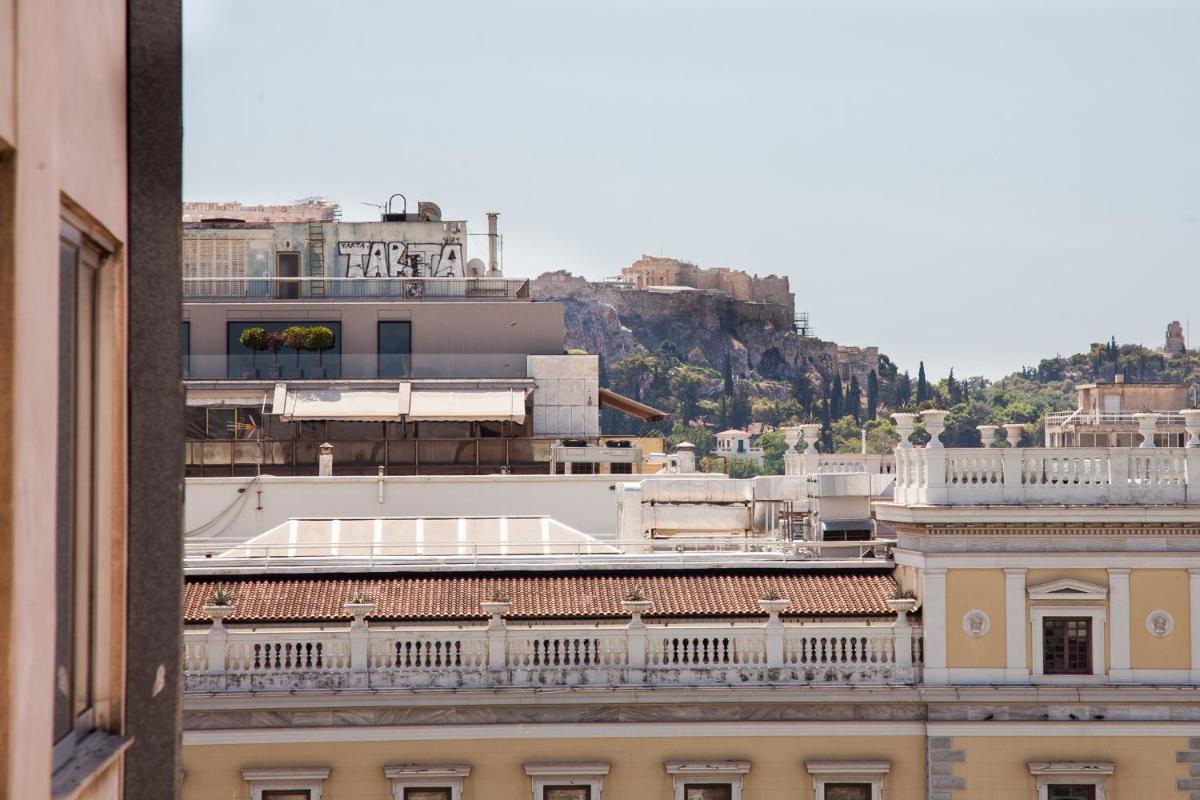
544;788;590;800
685;785;732;800
404;790;451;800
379;321;412;378
261;792;311;800
1047;786;1096;800
181;321;190;377
54;240;77;743
825;784;872;800
1043;617;1091;674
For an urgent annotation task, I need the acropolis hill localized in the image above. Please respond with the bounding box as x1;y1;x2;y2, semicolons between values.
531;257;879;388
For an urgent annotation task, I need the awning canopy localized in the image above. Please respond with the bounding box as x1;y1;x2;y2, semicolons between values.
598;387;667;422
408;389;526;423
272;383;411;421
271;383;526;424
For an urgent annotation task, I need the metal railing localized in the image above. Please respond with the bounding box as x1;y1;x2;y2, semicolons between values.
182;537;897;570
183;276;531;301
1045;410;1189;428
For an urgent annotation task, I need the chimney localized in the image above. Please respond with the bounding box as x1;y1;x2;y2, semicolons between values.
1115;373;1126;384
319;442;334;476
486;212;500;275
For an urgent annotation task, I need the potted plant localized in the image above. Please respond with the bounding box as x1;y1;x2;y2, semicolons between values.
620;585;651;610
757;588;790;616
304;325;335;379
238;327;266;379
261;330;284;379
281;325;309;379
480;588;511;623
203;582;236;622
621;586;651;627
343;592;375;621
885;587;918;615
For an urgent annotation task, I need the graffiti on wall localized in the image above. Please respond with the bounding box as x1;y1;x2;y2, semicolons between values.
339;241;464;278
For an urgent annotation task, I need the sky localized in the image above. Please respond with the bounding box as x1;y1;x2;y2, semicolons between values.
183;0;1200;379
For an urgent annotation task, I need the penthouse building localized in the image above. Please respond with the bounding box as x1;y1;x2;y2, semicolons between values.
181;199;665;477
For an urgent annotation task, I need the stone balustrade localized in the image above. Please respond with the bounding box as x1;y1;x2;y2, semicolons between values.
894;446;1200;505
183;616;923;692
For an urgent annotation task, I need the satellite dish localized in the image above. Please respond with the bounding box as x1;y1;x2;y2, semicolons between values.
466;258;486;277
417;201;443;222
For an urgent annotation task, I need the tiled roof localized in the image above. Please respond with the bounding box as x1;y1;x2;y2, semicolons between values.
184;572;897;624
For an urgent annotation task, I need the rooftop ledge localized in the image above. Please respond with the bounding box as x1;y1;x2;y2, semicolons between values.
182;617;923;693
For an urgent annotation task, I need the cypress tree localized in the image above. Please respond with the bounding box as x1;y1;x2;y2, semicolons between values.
723;353;735;396
866;369;879;419
916;362;929;404
830;373;844;420
846;375;862;422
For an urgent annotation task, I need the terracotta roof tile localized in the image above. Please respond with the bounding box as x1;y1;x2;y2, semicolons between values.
184;572;896;624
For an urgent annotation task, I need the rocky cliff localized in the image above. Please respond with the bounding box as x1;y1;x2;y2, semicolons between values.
531;270;879;386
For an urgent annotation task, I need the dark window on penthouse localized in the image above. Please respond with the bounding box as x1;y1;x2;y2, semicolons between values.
378;320;412;378
1043;617;1091;674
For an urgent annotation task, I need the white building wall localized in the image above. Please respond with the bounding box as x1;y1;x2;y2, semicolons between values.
528;355;599;437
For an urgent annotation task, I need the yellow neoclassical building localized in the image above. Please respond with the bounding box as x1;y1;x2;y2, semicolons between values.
179;428;1200;800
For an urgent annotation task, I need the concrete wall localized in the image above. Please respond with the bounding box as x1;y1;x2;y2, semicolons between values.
184;218;470;280
0;1;178;797
939;566;1195;676
528;354;599;436
183;300;565;380
184;474;625;542
183;734;929;800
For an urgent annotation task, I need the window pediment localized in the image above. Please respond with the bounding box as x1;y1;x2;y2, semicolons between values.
1027;578;1108;602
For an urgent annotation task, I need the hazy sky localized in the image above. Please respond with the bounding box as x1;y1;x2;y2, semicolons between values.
184;0;1199;379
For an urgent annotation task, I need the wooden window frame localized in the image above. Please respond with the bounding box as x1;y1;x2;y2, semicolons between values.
806;760;890;800
524;762;609;800
53;213;122;773
385;764;470;800
242;767;330;800
1030;607;1106;681
1029;762;1112;800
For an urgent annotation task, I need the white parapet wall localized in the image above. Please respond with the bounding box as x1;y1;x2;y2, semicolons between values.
185;474;626;543
893;446;1200;506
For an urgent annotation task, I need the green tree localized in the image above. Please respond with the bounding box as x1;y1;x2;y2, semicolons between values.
670;365;708;425
892;370;912;407
728;386;753;430
757;430;788;475
830;374;844;420
846;375;862;422
667;421;715;456
726;457;762;479
866;369;879;419
792;372;814;415
916;361;929;404
723;353;735;396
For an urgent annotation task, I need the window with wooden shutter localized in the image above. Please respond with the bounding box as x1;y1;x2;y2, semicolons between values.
1043;617;1091;674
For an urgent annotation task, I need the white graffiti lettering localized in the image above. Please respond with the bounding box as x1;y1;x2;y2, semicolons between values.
339;241;464;278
